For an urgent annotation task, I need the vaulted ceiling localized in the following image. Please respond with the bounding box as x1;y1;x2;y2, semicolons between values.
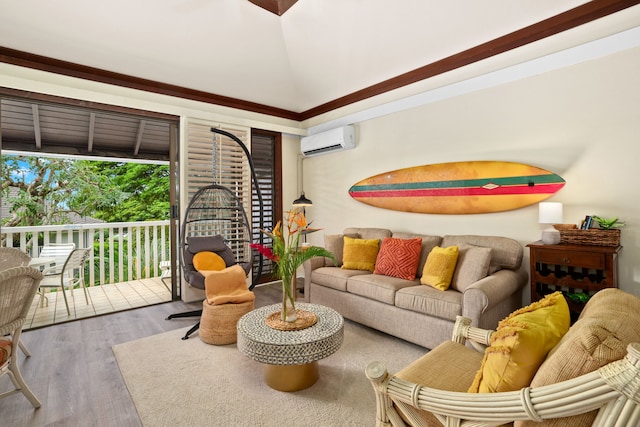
0;0;639;161
4;0;635;117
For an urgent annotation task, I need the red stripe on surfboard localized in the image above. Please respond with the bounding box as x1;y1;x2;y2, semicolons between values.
350;183;564;198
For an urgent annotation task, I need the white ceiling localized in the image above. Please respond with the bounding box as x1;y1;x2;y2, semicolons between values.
0;0;596;113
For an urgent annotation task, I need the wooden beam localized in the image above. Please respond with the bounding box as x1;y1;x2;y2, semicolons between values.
299;0;640;119
134;120;145;156
0;0;637;122
31;104;41;148
247;0;298;16
88;112;95;153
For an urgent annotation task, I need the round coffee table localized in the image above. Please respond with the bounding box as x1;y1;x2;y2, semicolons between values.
237;302;344;392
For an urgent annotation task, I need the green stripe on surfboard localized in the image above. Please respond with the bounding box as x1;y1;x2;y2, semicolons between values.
350;173;562;192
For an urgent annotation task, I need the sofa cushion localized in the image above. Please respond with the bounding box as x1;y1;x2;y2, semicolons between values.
347;274;417;305
323;233;360;267
398;340;484;390
469;291;570;393
187;235;236;267
324;234;344;267
374;237;422;280
311;266;370;292
395;285;462;321
343;227;392;241
396;340;485;427
441;235;522;272
342;236;381;272
517;288;640;427
450;244;492;292
392;232;442;278
420;245;459;291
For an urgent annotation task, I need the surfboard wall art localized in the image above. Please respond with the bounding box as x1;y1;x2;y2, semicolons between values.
348;161;565;214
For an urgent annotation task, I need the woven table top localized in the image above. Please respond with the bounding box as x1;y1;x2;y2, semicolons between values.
237;303;344;366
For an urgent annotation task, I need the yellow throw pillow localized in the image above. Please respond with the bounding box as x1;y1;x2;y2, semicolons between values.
420;245;459;290
468;291;570;393
341;236;380;272
193;251;227;273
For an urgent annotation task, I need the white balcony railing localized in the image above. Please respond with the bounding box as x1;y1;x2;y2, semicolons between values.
1;220;171;287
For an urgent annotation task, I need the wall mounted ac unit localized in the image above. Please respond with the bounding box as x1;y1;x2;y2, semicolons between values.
301;125;355;157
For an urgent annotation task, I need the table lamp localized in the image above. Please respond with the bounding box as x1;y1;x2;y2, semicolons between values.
539;202;563;244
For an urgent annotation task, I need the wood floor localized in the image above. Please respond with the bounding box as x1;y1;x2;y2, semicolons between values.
0;283;282;427
26;278;171;330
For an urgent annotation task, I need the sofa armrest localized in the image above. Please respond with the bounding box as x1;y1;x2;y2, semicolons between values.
302;257;326;302
461;266;528;326
303;256;325;276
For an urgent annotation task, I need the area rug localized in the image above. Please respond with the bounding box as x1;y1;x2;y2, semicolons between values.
113;320;427;426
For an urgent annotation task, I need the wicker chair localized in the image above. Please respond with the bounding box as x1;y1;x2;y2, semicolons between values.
0;247;31;270
0;266;43;408
366;289;640;427
0;247;33;357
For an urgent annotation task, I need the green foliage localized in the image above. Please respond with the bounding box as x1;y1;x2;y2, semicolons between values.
0;155;169;226
83;161;170;222
592;216;625;230
1;155;124;227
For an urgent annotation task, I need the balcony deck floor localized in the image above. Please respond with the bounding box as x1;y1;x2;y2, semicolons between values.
25;277;172;330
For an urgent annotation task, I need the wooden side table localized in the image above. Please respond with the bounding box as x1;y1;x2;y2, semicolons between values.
527;241;622;321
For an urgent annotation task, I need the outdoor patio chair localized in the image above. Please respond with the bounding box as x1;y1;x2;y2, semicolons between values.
0;247;33;357
38;248;92;316
39;243;75;275
159;260;171;291
0;266;43;408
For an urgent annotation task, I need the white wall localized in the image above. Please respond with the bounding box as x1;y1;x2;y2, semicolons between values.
301;45;640;299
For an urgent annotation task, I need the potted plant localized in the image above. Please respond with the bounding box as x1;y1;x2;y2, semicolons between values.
592;216;625;229
251;208;335;323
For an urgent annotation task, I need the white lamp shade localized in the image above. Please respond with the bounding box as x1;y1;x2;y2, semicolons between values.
539;202;563;224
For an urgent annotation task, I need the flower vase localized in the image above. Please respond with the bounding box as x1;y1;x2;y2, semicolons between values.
281;277;297;322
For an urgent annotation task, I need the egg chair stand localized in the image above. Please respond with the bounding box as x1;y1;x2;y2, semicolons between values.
166;128;264;340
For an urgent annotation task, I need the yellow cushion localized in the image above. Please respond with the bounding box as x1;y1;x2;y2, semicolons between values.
468;291;570;393
193;251;226;273
341;236;380;272
420;245;459;290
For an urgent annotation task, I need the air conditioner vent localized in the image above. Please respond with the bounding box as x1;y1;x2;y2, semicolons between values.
301;126;355;157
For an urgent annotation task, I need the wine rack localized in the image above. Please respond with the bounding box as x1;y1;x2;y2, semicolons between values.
527;241;621;322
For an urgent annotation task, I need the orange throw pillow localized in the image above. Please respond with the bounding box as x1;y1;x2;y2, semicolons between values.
374;237;422;280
